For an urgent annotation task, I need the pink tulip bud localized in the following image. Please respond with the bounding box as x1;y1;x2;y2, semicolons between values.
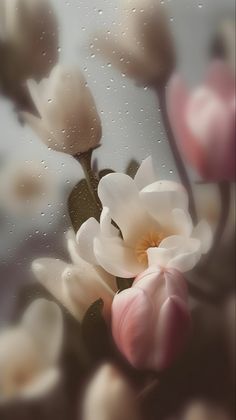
112;267;191;371
167;61;235;181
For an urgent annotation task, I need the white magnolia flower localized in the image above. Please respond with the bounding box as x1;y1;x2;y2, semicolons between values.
0;299;63;403
82;364;140;420
0;0;58;80
93;0;174;84
76;157;213;278
32;230;116;322
0;160;58;217
23;65;102;155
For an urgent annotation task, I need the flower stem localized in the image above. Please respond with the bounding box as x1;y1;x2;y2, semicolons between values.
156;86;198;224
75;149;102;214
204;181;231;262
137;377;159;402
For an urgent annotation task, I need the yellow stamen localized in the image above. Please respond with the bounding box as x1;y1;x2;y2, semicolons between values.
135;230;167;264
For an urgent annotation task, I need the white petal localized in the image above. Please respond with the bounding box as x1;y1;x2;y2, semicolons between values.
134;156;156;190
98;173;147;240
192;220;213;253
100;207;119;237
62;266;114;321
158;235;202;272
66;229;87;266
172;208;193;237
22;111;52;147
140;180;189;223
94;236;143;278
27;80;45;117
19;368;60;400
76;218;100;265
167;249;201;272
22;299;63;365
32;258;67;304
147;247;173;268
147;235;202;272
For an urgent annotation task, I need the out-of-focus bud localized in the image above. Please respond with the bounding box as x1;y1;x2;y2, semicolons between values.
0;160;58;217
32;230;116;322
93;0;175;85
82;364;140;420
0;0;58;108
182;401;232;420
223;295;236;376
22;65;102;155
167;61;235;181
0;299;63;403
112;267;191;371
211;20;235;75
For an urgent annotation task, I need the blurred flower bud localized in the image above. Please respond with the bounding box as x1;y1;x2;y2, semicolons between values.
82;364;140;420
168;61;235;181
182;401;232;420
112;267;191;371
0;0;58;109
211;20;235;75
32;230;116;322
23;65;102;155
0;299;63;403
93;0;175;85
0;160;59;217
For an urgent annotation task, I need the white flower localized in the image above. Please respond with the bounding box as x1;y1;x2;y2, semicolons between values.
93;0;174;84
76;157;213;278
32;230;116;322
0;160;58;217
23;65;102;155
0;299;63;403
0;0;58;80
82;364;140;420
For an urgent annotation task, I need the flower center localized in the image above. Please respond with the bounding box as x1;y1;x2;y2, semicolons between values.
135;230;167;264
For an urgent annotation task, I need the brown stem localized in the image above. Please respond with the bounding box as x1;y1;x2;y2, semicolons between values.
137;377;159;402
203;181;231;263
156;86;198;224
75;149;102;214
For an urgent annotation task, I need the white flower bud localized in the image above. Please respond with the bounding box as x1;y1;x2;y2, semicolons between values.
0;0;58;80
94;0;175;85
23;65;102;155
82;364;140;420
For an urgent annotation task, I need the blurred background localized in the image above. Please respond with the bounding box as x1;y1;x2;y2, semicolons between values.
0;1;235;419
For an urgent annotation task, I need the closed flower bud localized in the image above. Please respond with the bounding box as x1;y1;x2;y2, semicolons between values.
0;0;58;107
82;364;140;420
23;65;102;155
112;267;191;371
94;0;175;85
168;61;235;181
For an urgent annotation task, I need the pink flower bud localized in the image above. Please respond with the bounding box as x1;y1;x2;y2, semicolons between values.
112;267;191;371
167;61;235;181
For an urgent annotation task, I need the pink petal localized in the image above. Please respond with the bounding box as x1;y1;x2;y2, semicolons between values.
112;288;153;369
206;60;235;102
155;295;191;370
167;75;205;175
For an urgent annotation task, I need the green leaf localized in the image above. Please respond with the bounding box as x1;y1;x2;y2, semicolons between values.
68;179;100;232
81;299;113;361
116;277;133;291
126;159;140;178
